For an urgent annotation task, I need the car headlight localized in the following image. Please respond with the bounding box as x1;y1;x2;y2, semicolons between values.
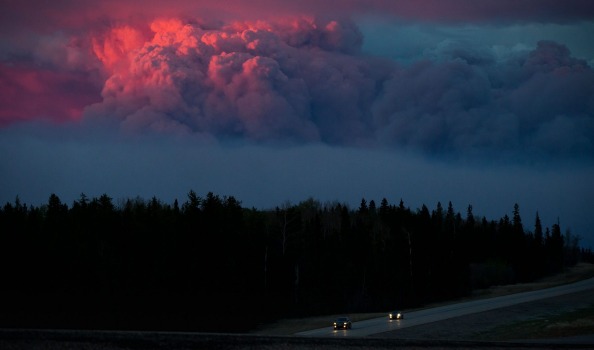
389;313;393;318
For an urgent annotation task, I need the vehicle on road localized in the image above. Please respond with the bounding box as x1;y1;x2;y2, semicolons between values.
333;317;352;330
389;310;404;320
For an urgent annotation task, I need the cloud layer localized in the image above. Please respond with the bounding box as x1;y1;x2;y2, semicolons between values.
1;1;593;159
84;17;594;158
3;0;594;29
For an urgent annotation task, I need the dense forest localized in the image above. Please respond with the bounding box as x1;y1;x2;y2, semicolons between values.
0;191;591;332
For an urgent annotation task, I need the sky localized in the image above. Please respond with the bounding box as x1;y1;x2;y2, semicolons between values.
1;0;593;247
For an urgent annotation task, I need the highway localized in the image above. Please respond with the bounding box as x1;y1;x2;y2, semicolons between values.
297;277;594;337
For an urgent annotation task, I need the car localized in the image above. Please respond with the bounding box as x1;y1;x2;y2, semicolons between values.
389;310;404;320
333;317;352;330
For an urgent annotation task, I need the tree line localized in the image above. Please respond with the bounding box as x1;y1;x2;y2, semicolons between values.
0;191;591;331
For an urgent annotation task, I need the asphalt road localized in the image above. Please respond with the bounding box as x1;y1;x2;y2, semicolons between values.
297;277;594;338
3;278;594;349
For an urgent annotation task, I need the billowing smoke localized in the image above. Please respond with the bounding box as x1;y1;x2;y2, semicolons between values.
372;40;594;157
83;17;374;144
1;11;593;158
80;17;594;158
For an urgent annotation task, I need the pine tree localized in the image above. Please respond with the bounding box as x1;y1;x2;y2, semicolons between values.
466;205;475;228
512;203;523;235
534;212;543;247
358;198;368;214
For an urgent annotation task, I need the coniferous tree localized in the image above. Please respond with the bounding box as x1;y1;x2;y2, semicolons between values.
0;191;585;331
358;198;368;214
547;221;564;272
534;212;543;247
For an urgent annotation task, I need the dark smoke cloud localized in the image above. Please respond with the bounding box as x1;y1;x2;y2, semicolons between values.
1;1;593;159
373;40;594;158
2;0;594;33
78;19;593;159
83;17;380;145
